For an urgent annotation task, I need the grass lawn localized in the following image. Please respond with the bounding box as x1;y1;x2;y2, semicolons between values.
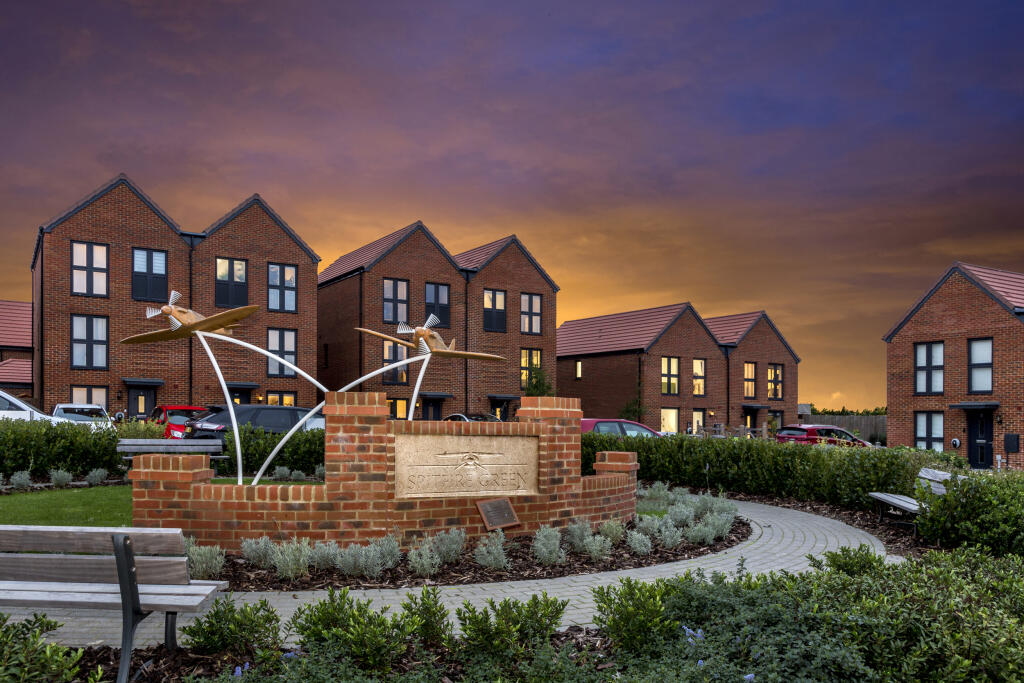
0;485;132;526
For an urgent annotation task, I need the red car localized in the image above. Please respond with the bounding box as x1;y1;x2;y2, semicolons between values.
581;418;660;438
149;405;207;438
776;424;873;447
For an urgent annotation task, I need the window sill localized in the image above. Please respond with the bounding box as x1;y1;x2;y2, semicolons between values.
967;390;994;395
71;292;109;298
483;329;507;334
133;296;168;303
912;392;944;397
268;309;299;314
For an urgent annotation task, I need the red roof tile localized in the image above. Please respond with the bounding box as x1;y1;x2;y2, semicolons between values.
0;359;31;384
557;303;690;356
958;262;1024;309
454;236;515;270
703;311;764;345
0;300;31;348
318;222;422;284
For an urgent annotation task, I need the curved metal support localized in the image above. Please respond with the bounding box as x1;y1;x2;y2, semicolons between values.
196;331;243;485
337;354;426;392
251;400;326;486
408;353;431;420
201;332;328;392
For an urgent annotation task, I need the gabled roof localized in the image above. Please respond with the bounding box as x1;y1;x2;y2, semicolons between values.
0;300;31;348
0;359;31;384
318;221;459;286
883;262;1024;342
204;194;319;264
32;173;185;268
704;310;801;363
557;303;715;356
454;235;559;292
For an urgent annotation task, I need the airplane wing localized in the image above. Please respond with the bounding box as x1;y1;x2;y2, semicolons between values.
192;305;259;332
430;349;506;362
120;328;194;345
354;328;417;349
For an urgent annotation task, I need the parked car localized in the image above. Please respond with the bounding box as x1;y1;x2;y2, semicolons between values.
775;424;873;448
52;403;113;429
183;405;323;443
148;405;207;439
443;413;502;422
0;390;72;425
581;418;660;438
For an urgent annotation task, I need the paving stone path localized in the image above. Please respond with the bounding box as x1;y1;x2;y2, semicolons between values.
10;500;890;647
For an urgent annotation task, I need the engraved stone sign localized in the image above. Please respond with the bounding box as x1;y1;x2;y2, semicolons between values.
395;434;539;499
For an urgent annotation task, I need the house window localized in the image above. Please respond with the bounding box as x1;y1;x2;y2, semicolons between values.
383;278;408;324
71;315;107;369
660;408;679;434
484;289;507;332
132;248;167;302
692;409;706;434
575;360;582;380
661;357;679;395
520;293;542;335
388;398;409;420
71;241;108;296
71;385;107;410
914;342;943;395
743;362;757;398
268;263;297;312
266;391;296;407
424;283;450;327
520;348;542;390
968;338;993;393
215;257;248;307
693;359;706;396
915;412;944;452
267;328;297;377
383;341;408;384
768;364;783;400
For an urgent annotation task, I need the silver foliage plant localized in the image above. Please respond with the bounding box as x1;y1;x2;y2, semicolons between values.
473;529;509;570
408;539;442;577
532;525;566;566
273;465;292;481
582;533;612;561
185;537;226;580
49;469;72;488
598;520;625;545
626;530;652;556
241;536;278;569
310;541;340;570
657;517;683;548
273;538;312;580
373;534;403;570
564;520;592;553
85;468;108;486
431;528;466;565
9;470;30;490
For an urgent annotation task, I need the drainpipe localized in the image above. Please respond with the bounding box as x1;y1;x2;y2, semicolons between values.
723;346;731;428
357;271;364;387
463;272;470;414
188;241;194;403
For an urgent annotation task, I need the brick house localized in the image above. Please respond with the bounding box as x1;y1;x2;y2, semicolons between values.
556;303;728;433
884;262;1024;469
0;300;33;398
317;226;558;420
30;174;319;416
704;311;800;431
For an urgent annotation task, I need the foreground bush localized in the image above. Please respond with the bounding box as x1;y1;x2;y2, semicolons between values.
0;613;96;682
583;432;963;508
0;419;123;478
917;470;1024;555
224;424;324;476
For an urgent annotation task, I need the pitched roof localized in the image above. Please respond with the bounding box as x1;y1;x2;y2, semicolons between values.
0;359;31;385
0;300;31;348
883;262;1024;341
454;235;560;292
557;303;692;356
318;221;459;285
204;194;320;264
703;311;764;345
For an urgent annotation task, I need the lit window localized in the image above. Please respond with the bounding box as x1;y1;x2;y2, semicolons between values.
267;328;297;377
132;248;167;301
71;241;108;296
915;412;943;452
574;360;582;380
743;362;756;398
520;293;541;334
71;315;107;369
484;289;507;332
692;359;706;396
383;278;408;324
383;341;408;384
268;263;298;312
692;409;706;433
388;398;409;420
768;364;783;399
968;338;993;393
520;348;542;390
661;357;679;395
914;342;944;395
266;391;296;406
71;385;107;410
660;408;679;433
215;257;248;307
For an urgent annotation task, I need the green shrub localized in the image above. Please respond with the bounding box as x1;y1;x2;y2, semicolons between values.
223;424;324;476
84;468;108;486
473;530;509;570
186;537;226;579
456;593;567;659
598;520;624;544
115;419;165;439
593;577;677;654
9;471;31;491
0;419;122;478
0;613;92;682
400;586;452;650
532;525;566;566
917;471;1024;555
807;544;886;576
182;596;281;658
49;469;72;488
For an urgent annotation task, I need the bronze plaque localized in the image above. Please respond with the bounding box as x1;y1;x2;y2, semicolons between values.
394;434;539;499
476;498;520;531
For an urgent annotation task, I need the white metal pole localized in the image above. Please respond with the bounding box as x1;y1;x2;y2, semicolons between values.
408;353;431;420
201;332;328;392
251;400;326;486
195;331;244;485
337;355;425;392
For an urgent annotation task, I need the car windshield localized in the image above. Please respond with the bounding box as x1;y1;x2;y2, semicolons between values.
623;423;657;437
60;407;107;421
777;428;806;436
193;409;231;425
167;408;204;422
594;422;622;435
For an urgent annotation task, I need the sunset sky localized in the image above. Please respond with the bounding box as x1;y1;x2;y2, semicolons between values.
2;1;1022;409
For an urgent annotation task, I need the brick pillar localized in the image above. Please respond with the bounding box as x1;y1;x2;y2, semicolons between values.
594;450;639;483
324;391;392;542
128;454;213;528
517;396;583;523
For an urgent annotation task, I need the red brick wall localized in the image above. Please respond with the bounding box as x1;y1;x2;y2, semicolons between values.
190;201;318;408
317;273;362;392
727;317;799;428
887;271;1024;467
129;394;637;549
556;352;639;418
465;242;558;415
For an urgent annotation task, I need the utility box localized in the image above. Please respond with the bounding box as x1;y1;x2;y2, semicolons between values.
1005;433;1020;454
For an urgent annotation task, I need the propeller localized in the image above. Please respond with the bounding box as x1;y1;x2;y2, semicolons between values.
145;291;184;329
396;313;440;336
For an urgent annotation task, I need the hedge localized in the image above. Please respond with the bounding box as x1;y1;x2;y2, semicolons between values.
0;419;162;478
223;425;325;476
581;433;964;509
917;470;1024;555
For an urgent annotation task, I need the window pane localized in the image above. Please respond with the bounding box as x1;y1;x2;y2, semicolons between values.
93;344;106;367
134;249;147;272
285;290;295;311
92;388;106;409
521;294;528;310
284;266;296;286
932;342;943;366
916;440;927;450
660;409;678;433
217;259;229;280
496;291;505;309
915;371;927;393
520;314;529;332
73;243;87;266
671;358;678;373
93;271;106;295
692;411;704;428
484;290;493;308
383;302;393;321
972;368;992;392
92;245;107;269
397;303;407;322
269;264;280;286
282;393;295;407
932;413;943;437
234;260;246;282
153;251;166;275
916;413;926;436
426;285;435;304
970;339;992;364
532;316;540;334
693;359;704;375
73;270;87;293
267;393;280;405
397;280;407;299
72;343;87;366
268;359;279;375
932;370;943;392
269;289;280;310
284;330;296;351
72;316;87;339
268;332;279;351
93;317;106;340
439;286;448;305
72;387;88;403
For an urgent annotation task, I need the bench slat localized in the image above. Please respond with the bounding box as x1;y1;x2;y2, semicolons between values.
868;492;920;513
0;554;189;584
0;581;224;595
0;590;214;613
0;526;185;555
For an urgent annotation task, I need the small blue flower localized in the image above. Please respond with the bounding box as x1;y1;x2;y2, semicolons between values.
233;666;242;677
698;659;705;668
244;662;250;670
744;675;755;681
696;628;705;640
283;651;299;659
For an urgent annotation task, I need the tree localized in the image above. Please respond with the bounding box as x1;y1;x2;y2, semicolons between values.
619;396;644;422
524;365;554;397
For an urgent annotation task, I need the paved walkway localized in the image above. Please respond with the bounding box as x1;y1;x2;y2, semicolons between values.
8;500;890;647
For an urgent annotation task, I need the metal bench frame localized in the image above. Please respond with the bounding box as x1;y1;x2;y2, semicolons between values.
117;438;229;473
868;468;966;530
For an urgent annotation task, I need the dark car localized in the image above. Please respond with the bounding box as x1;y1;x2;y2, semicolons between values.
581;418;660;438
184;405;318;442
443;413;502;422
775;424;873;448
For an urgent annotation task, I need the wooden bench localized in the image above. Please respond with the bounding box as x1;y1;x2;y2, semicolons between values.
868;468;967;527
0;525;225;683
118;438;229;473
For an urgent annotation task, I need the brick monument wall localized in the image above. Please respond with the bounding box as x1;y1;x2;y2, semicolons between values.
129;395;636;549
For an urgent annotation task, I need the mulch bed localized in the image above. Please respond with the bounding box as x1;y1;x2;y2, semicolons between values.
723;491;937;558
218;519;752;591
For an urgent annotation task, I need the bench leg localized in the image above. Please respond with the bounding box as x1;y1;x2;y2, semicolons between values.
117;608;147;683
165;612;178;652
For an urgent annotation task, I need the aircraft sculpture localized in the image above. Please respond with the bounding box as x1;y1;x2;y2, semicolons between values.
120;291;257;344
356;313;505;362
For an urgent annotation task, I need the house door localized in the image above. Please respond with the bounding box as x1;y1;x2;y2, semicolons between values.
742;407;759;432
230;389;251;405
127;388;155;420
490;399;511;421
420;399;443;421
966;411;994;469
